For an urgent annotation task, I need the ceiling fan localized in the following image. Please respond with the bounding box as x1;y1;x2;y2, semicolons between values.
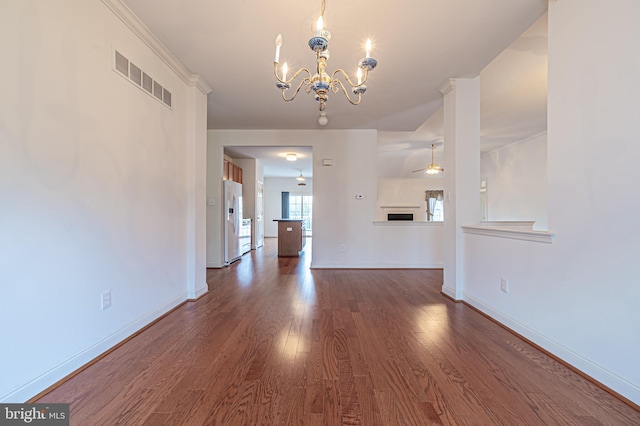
412;143;444;175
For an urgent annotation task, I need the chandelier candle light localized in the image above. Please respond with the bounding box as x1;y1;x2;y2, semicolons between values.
273;0;377;113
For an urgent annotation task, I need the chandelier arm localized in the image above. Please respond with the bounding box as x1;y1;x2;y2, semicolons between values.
331;68;367;88
281;79;310;102
274;63;312;85
333;79;363;106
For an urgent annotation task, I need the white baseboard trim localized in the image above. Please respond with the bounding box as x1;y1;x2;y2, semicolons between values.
462;292;640;405
441;285;459;300
1;294;188;403
310;262;443;269
187;285;208;300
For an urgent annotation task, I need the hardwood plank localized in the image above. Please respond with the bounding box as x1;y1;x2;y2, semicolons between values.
34;239;640;425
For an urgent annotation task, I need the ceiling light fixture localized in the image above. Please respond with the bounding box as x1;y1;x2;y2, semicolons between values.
425;144;444;175
412;144;444;175
273;0;377;113
286;153;297;161
296;171;306;182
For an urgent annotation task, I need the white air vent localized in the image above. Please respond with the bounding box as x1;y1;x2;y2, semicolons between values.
163;88;172;107
142;72;152;93
115;51;128;76
130;63;142;86
153;81;163;100
113;49;173;110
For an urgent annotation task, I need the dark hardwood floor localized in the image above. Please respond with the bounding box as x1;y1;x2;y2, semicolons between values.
37;238;640;425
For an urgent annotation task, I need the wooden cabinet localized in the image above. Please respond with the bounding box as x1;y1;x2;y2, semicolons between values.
276;220;303;257
223;160;242;184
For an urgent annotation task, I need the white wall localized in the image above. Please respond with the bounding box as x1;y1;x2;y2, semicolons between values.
207;130;443;268
480;132;548;229
264;177;313;237
0;0;208;401
377;178;444;221
462;0;640;404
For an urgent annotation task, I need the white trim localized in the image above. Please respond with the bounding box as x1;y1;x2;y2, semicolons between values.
189;74;213;96
479;221;535;230
441;285;459;300
462;225;555;244
310;262;443;269
1;294;187;402
187;285;209;300
439;78;455;95
101;0;212;95
463;293;640;404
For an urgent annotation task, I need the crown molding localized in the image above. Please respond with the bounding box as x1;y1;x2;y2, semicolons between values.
439;79;456;95
189;74;213;95
101;0;212;94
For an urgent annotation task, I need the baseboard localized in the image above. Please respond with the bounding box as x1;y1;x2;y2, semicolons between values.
462;292;640;408
187;285;208;300
2;294;188;402
309;263;443;269
441;285;459;301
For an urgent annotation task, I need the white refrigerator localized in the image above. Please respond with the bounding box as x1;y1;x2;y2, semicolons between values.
224;180;243;265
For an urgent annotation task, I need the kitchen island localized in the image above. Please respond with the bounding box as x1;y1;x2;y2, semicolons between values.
273;219;304;257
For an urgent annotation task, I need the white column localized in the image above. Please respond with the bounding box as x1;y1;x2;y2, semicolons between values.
186;76;211;299
440;78;481;300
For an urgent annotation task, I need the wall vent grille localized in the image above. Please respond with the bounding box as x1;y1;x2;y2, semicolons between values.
113;49;172;109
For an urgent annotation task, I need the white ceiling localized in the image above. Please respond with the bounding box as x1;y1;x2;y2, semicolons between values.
122;0;548;178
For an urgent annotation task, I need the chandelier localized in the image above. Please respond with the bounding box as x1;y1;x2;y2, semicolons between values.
273;0;377;114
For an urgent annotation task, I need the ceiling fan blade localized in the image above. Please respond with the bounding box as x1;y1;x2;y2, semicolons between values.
411;168;428;173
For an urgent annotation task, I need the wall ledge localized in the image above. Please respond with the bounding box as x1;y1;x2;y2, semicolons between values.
462;225;554;244
373;221;443;226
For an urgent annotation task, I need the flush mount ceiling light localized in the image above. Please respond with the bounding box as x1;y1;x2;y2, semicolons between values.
412;144;444;175
273;0;377;114
286;153;297;161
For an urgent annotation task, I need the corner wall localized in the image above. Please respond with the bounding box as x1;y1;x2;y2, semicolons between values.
462;0;640;404
0;0;208;401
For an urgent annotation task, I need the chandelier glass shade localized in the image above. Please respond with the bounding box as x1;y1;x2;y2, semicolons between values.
273;0;377;113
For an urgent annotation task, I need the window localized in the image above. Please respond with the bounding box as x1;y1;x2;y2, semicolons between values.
425;190;444;222
289;194;313;236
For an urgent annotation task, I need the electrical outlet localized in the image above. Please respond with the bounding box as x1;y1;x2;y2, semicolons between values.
101;291;112;310
500;277;509;293
340;244;346;252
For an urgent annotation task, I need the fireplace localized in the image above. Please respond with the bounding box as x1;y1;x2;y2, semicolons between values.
387;213;414;221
